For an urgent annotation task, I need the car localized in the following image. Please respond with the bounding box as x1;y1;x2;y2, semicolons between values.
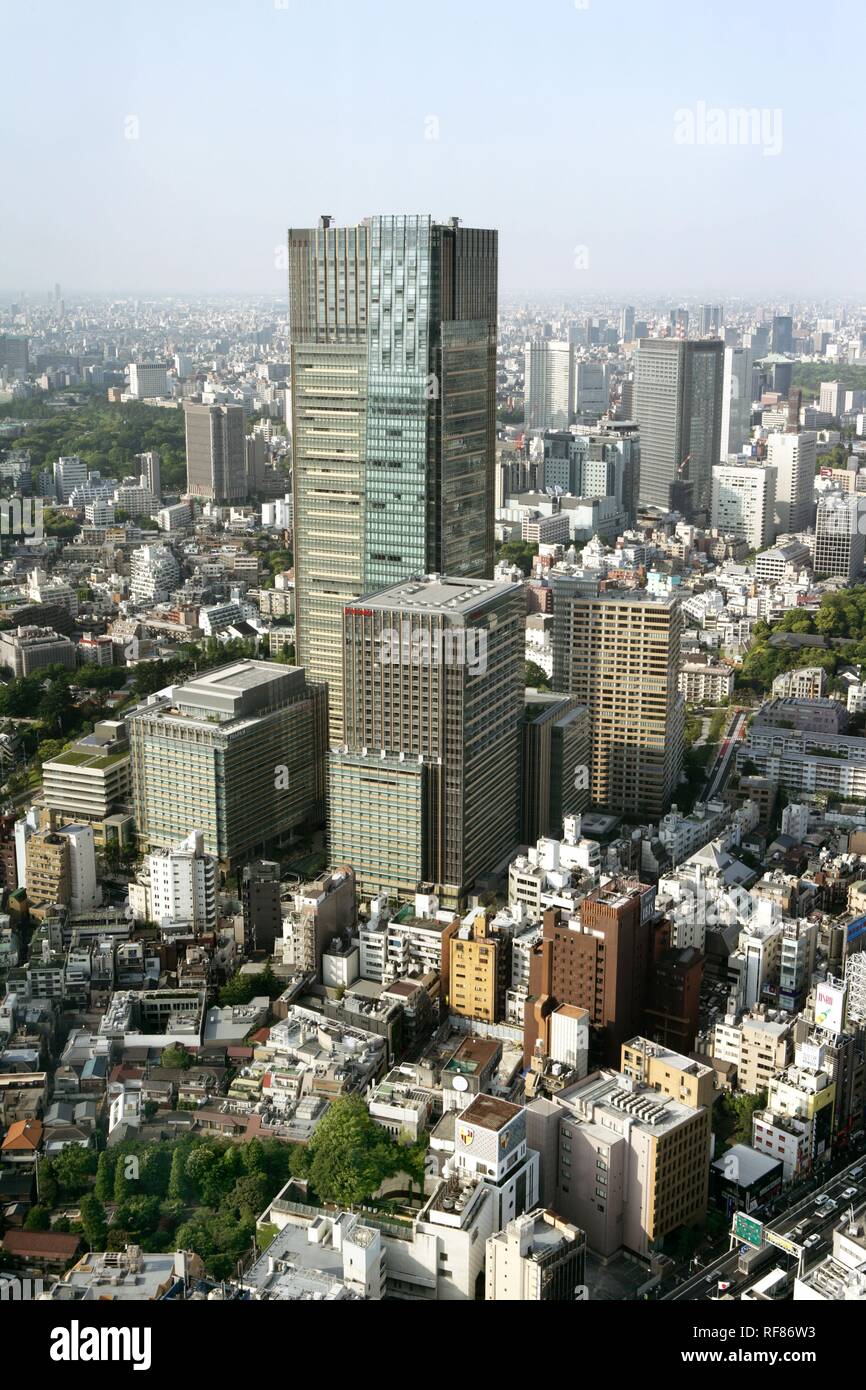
814;1193;830;1205
804;1234;821;1248
841;1187;858;1201
850;1166;864;1180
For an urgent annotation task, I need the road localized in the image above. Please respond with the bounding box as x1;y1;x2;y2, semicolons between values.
700;708;748;803
664;1146;866;1301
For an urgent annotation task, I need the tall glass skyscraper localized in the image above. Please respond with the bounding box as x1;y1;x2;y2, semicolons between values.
288;215;498;738
632;338;723;519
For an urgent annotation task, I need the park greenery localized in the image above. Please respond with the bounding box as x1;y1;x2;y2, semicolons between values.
0;398;188;492
737;585;866;696
26;1100;426;1280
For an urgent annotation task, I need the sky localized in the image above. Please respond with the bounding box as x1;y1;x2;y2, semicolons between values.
1;0;862;298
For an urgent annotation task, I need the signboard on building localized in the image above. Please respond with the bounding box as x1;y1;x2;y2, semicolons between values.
815;980;846;1037
733;1213;763;1249
767;1229;800;1257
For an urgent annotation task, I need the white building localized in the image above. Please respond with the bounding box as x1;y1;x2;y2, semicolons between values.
767;430;817;534
128;363;169;399
524;341;572;431
137;831;217;930
54;455;87;503
711;460;777;550
129;544;181;604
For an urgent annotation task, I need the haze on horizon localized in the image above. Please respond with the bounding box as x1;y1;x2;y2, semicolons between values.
1;0;861;299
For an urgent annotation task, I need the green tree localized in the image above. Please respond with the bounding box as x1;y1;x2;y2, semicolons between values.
95;1152;114;1202
168;1147;190;1203
24;1204;52;1231
306;1096;398;1207
160;1045;193;1070
79;1193;108;1249
51;1144;96;1199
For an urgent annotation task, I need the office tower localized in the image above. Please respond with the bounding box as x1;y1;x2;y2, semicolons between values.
245;432;267;493
54;454;87;503
183;402;247;502
772;314;794;355
128;660;328;871
521;693;591;844
0;626;76;677
288;215;498;739
699;304;723;338
619;306;635;342
527;884;656;1065
135;451;161;500
524;340;572;430
552;585;685;817
241;859;281;952
720;345;753;458
819;380;845;417
329;574;523;908
128;362;169;399
146;831;218;931
767;430;817;533
711;460;777;550
0;334;29;377
814;491;865;583
129;543;181;604
632;338;723;517
669;308;689;338
485;1210;586;1301
571;360;609;422
541;424;639;524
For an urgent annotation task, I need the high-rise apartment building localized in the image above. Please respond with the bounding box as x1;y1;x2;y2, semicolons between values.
128;661;328;871
633;338;723;517
720;346;753;458
552;585;685;817
767;430;817;534
183;402;247;502
288;215;498;739
711;459;777;550
329;574;523;907
448;909;509;1023
54;454;87;503
524;340;572;430
144;830;218;931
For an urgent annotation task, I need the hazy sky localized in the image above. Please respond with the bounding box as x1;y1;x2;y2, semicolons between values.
1;0;861;297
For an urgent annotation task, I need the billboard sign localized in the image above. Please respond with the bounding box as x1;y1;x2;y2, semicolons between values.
814;981;845;1037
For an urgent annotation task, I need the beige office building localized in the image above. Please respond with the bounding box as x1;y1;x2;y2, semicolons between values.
183;402;247;502
329;574;523;907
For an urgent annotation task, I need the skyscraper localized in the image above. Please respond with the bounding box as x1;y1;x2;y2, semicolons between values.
814;490;865;583
552;585;685;817
633;338;723;518
720;345;753;458
772;314;794;355
767;429;817;534
288;215;498;739
524;340;572;430
329;574;523;907
183;402;247;502
711;459;777;551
